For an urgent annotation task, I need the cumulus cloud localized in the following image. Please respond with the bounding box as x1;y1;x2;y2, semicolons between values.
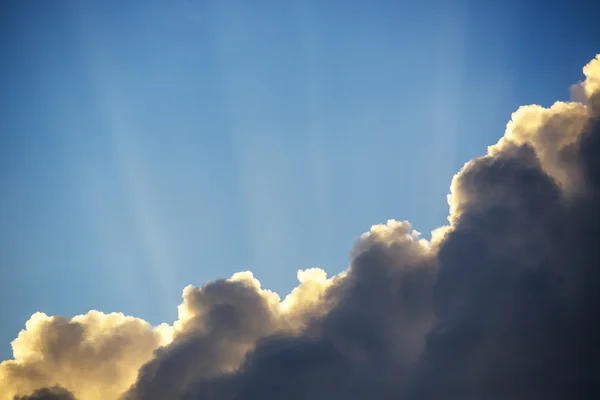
411;55;600;399
2;54;600;399
0;311;171;400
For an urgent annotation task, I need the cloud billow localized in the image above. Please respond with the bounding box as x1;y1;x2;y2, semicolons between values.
2;55;600;400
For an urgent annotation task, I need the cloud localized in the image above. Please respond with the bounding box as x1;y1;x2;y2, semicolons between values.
0;311;171;400
121;220;436;400
2;54;599;399
13;386;76;400
410;55;600;399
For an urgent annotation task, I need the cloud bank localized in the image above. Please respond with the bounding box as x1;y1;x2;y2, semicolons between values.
2;55;600;399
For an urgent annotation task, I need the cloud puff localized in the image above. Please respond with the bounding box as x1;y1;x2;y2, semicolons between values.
0;311;171;400
2;54;600;399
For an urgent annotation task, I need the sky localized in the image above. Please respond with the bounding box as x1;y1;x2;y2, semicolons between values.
0;1;599;394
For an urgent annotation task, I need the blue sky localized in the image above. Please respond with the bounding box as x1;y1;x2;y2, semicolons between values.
0;0;598;360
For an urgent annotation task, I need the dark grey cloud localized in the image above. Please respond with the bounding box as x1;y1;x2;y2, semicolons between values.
13;386;76;400
123;220;437;400
408;106;600;399
171;101;600;399
125;56;600;400
122;275;282;400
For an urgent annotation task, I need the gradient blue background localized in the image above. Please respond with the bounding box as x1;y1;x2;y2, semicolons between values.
1;0;598;360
